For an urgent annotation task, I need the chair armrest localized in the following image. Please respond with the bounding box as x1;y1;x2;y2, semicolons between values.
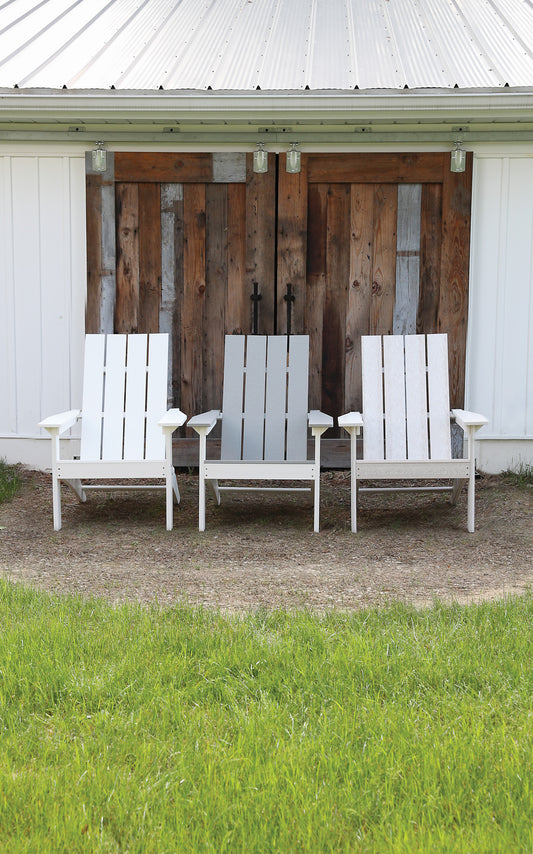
39;409;80;435
159;408;187;431
451;409;489;432
338;411;364;430
188;410;221;435
308;410;333;430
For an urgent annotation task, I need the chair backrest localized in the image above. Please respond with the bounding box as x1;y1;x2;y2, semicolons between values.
220;335;309;461
362;333;452;461
80;333;168;462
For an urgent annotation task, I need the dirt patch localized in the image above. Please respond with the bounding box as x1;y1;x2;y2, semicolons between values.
1;468;532;611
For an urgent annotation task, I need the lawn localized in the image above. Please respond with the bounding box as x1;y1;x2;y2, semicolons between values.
1;579;532;852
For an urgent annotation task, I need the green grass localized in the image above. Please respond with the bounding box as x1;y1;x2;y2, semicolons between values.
1;582;533;852
0;459;21;504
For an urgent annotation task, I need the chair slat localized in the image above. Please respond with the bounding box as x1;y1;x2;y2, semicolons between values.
243;336;267;460
362;336;384;460
286;336;309;460
383;335;407;459
102;335;127;459
264;336;288;460
123;334;148;461
427;334;452;459
145;334;168;460
80;335;106;461
405;335;429;460
221;336;245;460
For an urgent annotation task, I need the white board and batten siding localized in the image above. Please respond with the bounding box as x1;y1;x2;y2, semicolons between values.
0;147;86;468
467;149;533;472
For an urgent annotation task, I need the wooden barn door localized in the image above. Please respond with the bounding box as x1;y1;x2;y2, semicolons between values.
86;150;472;459
276;152;473;425
86;152;276;427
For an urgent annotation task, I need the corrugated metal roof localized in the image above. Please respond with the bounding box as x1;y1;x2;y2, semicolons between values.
1;0;533;92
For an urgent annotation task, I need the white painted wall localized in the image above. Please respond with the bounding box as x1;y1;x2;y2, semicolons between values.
0;145;86;468
467;145;533;472
0;141;532;472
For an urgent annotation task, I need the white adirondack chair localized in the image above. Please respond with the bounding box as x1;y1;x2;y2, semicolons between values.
188;335;333;532
39;333;186;531
338;334;488;533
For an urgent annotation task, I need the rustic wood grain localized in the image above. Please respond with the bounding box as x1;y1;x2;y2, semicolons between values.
306;183;328;409
138;183;161;334
182;183;206;425
115;152;213;183
438;152;473;408
417;183;443;335
346;183;374;413
226;183;247;335
370;184;398;336
160;184;183;409
393;184;422;335
323;184;351;427
307;153;446;184
277;153;308;334
204;183;227;421
245;154;276;334
85;174;103;333
115;182;140;333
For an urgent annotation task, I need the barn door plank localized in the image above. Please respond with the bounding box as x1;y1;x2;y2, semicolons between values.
322;184;351;422
305;183;327;409
138;183;162;334
182;183;206;423
393;183;421;335
245;155;276;335
204;183;228;422
438;153;473;408
417;183;442;335
370;184;398;336
226;183;247;335
346;183;374;413
277;153;308;334
161;183;184;407
115;182;139;333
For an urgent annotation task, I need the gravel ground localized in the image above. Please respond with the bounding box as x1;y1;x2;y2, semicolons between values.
1;467;532;611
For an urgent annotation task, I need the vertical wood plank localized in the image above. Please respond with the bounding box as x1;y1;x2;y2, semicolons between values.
417;183;443;334
204;182;227;422
85;173;102;334
370;184;398;336
322;184;351;426
85;152;115;335
115;182;140;333
245;154;276;334
393;183;421;335
306;183;328;409
138;183;161;334
277;153;308;334
160;183;183;408
226;182;247;335
438;153;473;408
182;183;206;422
346;183;374;413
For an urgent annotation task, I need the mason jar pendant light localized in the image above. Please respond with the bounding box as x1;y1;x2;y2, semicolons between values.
450;141;466;173
253;142;268;173
286;143;301;174
91;141;107;172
